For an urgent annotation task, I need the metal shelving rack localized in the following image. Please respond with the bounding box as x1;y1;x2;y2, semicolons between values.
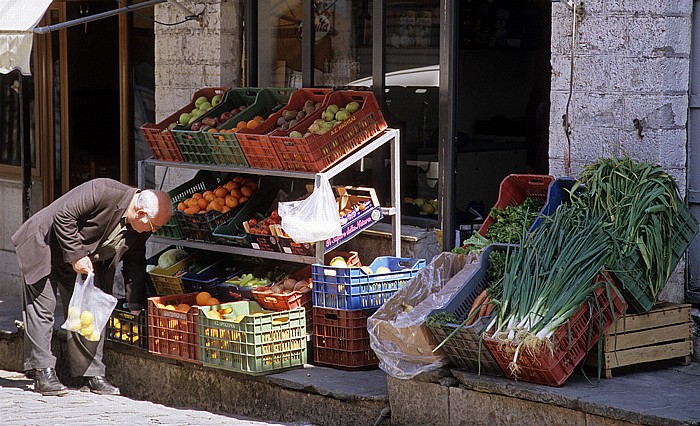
137;128;401;264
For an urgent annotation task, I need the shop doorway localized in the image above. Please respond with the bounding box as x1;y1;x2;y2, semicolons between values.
34;0;155;202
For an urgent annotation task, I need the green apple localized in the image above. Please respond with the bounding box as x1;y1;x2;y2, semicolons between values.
322;110;335;122
211;95;222;106
199;101;212;111
195;96;208;108
179;112;192;125
326;104;339;114
289;130;304;138
345;101;361;113
335;110;350;121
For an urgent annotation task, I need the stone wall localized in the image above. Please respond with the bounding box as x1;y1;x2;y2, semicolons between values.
549;1;693;302
154;0;243;123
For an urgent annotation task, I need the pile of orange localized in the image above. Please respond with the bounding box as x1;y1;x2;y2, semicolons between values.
176;175;258;215
231;115;265;132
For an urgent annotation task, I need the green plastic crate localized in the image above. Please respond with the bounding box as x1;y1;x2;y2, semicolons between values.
611;205;699;313
201;88;296;167
172;88;261;164
198;301;307;375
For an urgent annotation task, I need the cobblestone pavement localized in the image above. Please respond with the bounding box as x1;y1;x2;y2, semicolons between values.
0;370;303;426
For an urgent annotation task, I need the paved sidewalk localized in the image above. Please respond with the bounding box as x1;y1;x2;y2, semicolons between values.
0;370;304;426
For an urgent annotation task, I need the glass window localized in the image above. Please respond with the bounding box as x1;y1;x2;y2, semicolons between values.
0;70;35;169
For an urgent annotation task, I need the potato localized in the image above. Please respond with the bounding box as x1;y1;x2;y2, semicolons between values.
293;281;308;292
268;285;283;294
283;278;297;290
299;286;311;293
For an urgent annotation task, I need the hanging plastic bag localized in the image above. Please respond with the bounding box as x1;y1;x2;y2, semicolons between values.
278;175;342;243
61;272;118;342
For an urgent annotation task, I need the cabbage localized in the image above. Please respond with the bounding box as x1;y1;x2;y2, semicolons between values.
157;248;189;269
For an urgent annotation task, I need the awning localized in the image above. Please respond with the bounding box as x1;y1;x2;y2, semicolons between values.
0;0;53;75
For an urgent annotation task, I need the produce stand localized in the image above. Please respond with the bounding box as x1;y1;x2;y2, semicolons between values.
138;128;402;265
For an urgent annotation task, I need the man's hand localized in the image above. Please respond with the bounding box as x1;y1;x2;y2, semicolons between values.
71;256;94;275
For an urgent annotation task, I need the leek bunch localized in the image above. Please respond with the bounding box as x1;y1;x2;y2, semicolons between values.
485;203;618;375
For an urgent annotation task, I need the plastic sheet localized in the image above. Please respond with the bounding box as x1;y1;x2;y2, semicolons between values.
368;251;482;379
278;175;342;243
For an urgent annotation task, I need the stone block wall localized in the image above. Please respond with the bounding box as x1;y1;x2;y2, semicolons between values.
154;0;243;123
549;1;693;301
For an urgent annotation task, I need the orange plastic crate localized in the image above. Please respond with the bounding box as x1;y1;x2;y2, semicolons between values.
269;90;387;172
236;88;331;169
477;174;554;238
139;87;228;162
147;293;202;364
483;271;626;386
312;307;378;369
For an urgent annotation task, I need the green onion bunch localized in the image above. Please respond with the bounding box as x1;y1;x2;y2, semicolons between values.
575;155;684;300
485;203;616;375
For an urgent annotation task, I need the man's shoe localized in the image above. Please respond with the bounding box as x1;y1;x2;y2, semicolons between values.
85;376;120;395
33;368;68;396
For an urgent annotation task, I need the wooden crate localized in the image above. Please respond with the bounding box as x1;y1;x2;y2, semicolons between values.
585;302;692;378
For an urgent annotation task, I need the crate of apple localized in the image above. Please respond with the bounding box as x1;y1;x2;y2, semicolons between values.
244;210;282;235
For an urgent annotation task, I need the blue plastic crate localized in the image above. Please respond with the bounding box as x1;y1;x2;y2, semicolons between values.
426;243;517;376
529;177;579;232
181;258;249;302
312;256;426;310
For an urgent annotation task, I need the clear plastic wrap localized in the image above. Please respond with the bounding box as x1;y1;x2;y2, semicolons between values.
368;251;482;379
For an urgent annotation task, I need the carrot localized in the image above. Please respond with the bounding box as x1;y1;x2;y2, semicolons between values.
484;300;495;317
477;297;490;319
464;290;487;326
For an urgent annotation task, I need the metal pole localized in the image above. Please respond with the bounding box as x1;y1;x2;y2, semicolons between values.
438;0;458;251
33;0;168;34
371;0;387;205
244;0;258;87
302;0;314;87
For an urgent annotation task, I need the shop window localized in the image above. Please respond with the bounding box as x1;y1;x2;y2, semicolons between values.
0;70;35;171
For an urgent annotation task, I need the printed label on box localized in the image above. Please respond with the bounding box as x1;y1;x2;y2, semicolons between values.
324;207;383;251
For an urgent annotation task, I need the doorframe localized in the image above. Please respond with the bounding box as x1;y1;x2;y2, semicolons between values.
686;0;700;303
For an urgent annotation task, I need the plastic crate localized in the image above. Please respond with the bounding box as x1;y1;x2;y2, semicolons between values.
269;90;388;172
611;205;699;313
139;87;228;162
312;307;378;369
201;88;296;167
198;301;306;375
312;256;426;310
529;177;579;232
173;173;266;243
483;271;627;386
147;293;202;363
147;255;191;296
253;251;360;312
477;174;555;238
236;88;331;169
181;258;248;302
106;300;148;350
172;88;261;164
426;244;518;376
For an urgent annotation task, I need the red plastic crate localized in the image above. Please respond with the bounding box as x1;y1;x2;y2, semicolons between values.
237;88;331;169
253;251;360;311
147;293;203;364
482;271;626;386
269;90;388;172
312;307;378;369
477;174;554;238
139;87;228;162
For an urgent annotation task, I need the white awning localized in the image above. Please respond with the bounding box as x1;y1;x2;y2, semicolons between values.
0;0;53;75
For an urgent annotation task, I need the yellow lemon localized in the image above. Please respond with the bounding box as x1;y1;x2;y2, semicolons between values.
86;330;100;341
80;324;95;337
80;310;94;326
113;318;121;329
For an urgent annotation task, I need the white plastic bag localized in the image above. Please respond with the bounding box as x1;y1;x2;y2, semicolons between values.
278;175;342;243
61;272;118;342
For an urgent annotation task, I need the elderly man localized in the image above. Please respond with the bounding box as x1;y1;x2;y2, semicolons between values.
12;178;172;396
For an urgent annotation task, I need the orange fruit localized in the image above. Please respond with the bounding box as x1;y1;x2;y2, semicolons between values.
239;196;249;204
221;206;231;213
176;303;191;312
196;292;211;306
240;186;253;197
225;196;239;209
184;206;199;215
192;192;203;199
177;202;187;211
233;176;244;183
223;181;235;191
185;198;198;207
253;115;264;122
197;198;208;210
236;120;247;129
214;187;228;198
204;192;215;202
245;181;258;191
230;188;242;198
206;297;220;306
